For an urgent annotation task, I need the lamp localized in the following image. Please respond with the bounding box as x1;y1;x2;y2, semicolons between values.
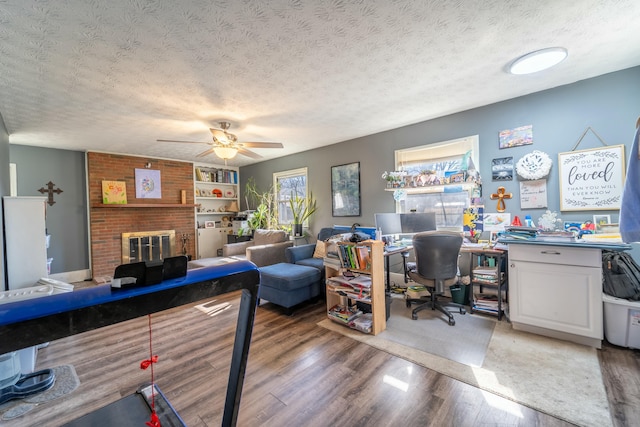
213;146;238;160
509;47;568;75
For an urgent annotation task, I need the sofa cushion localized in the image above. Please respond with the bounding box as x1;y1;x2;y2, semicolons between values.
253;229;288;245
295;257;325;272
260;263;321;291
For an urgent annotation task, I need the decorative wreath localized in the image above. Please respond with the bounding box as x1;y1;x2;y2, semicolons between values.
515;150;553;180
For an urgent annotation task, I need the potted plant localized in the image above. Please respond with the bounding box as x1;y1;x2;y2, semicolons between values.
244;177;280;232
288;192;317;237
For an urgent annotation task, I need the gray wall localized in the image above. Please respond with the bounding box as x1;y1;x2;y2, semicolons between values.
9;146;88;274
0;66;637;281
0;114;10;290
241;67;640;236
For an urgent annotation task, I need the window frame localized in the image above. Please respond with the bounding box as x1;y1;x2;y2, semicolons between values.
273;167;309;226
393;135;480;229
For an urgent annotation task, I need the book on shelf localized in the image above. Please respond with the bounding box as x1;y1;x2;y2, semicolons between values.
473;293;505;310
338;244;371;270
349;313;372;333
327;274;372;288
195;167;238;184
328;304;363;323
473;266;498;275
327;274;372;301
355;246;371;270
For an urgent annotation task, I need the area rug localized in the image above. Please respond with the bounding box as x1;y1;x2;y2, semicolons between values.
318;306;611;427
0;365;80;421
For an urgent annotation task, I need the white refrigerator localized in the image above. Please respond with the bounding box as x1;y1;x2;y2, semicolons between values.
2;196;49;290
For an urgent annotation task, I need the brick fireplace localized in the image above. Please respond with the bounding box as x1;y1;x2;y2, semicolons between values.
87;152;196;280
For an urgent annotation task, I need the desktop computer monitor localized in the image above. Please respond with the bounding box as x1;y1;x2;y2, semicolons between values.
400;212;437;234
374;213;402;237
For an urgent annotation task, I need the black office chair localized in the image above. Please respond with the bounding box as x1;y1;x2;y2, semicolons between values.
406;231;465;326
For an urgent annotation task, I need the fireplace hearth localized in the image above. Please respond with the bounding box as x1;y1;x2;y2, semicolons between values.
122;230;176;264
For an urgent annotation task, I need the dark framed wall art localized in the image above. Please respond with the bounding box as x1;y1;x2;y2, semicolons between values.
331;162;361;217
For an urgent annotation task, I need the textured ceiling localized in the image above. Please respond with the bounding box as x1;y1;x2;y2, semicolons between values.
1;0;639;167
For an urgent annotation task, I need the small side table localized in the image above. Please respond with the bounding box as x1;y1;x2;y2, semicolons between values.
290;235;309;246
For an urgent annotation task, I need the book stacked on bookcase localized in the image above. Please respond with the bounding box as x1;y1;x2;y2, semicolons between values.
472;266;499;284
338;245;371;270
327;304;362;324
326;275;372;301
348;313;372;333
473;293;505;313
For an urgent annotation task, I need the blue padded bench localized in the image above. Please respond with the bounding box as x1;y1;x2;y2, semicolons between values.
259;263;322;314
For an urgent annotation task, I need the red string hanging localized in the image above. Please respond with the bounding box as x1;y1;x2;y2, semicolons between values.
141;314;161;427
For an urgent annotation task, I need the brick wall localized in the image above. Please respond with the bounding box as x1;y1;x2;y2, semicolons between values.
87;152;195;279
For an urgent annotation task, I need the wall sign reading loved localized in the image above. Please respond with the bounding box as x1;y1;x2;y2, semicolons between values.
558;145;626;211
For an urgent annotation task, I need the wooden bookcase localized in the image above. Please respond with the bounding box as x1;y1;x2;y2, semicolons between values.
324;240;385;335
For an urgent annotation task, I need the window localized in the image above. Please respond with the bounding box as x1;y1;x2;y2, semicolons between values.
274;167;308;225
394;135;480;229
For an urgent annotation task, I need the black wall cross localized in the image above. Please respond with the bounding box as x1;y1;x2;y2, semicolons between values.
38;181;63;206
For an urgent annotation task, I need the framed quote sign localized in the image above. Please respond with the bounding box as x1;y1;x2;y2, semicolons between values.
558;145;626;211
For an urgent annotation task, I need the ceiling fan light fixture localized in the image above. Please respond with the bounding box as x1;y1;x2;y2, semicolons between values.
213;146;238;160
509;47;568;75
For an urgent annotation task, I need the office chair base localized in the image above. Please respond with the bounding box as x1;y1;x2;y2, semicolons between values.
409;298;465;326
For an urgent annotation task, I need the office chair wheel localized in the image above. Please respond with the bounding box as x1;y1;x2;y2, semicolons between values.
448;318;455;326
459;307;466;314
406;299;412;308
411;313;418;320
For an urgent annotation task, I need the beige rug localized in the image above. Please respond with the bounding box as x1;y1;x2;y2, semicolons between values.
318;318;612;427
0;365;80;420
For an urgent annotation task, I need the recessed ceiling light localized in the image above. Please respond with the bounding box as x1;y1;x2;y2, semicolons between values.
509;47;568;75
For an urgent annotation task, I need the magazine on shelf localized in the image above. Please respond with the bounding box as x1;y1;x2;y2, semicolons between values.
473;293;505;309
349;313;372;333
473;266;498;275
328;304;362;323
326;274;372;288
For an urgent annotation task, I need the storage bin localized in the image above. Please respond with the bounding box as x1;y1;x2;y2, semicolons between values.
603;293;640;349
450;284;469;305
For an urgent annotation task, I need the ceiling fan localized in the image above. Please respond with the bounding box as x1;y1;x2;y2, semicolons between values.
158;121;284;163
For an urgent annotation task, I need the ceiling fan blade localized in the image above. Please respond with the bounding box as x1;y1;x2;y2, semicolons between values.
241;141;284;149
157;139;208;144
237;147;263;159
196;148;216;157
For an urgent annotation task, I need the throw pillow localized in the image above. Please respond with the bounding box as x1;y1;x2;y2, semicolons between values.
313;240;327;258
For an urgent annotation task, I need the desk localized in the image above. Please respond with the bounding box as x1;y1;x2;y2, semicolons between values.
384;245;413;291
0;261;260;427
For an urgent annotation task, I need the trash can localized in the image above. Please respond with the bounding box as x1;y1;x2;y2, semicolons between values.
449;284;469;305
357;293;393;321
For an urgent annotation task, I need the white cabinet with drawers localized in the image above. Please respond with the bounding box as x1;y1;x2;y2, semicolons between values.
508;242;603;348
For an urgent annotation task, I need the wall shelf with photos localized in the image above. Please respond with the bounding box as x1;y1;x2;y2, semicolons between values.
384;181;478;194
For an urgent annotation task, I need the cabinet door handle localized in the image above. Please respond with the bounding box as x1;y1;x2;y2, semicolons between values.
510;263;515;268
540;250;561;255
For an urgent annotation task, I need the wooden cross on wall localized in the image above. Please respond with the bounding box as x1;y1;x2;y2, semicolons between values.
38;181;63;206
490;186;512;212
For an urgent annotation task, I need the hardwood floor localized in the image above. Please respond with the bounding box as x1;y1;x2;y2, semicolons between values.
8;291;639;426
